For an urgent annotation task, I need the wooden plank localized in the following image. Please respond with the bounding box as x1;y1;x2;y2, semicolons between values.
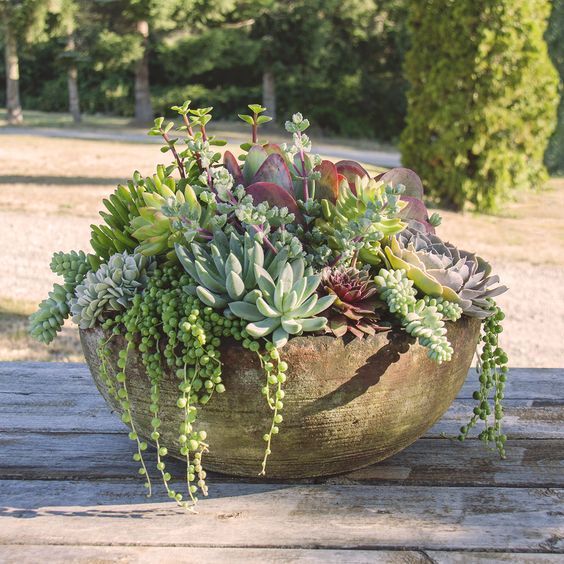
427;399;564;439
1;432;562;488
428;553;564;563
459;367;564;400
1;391;561;438
0;481;562;552
0;546;427;564
1;363;562;400
0;547;562;564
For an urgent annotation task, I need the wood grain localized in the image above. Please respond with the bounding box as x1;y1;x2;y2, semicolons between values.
0;546;429;564
0;480;562;552
1;432;562;488
0;362;562;558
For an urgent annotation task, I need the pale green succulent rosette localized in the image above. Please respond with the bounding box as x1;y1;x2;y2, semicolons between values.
229;258;336;348
175;231;290;311
384;228;507;318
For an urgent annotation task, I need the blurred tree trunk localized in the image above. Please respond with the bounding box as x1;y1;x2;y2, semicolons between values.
4;22;23;125
66;32;81;123
262;69;276;120
133;19;153;124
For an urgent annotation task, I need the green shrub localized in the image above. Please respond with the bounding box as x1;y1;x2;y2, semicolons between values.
546;0;564;175
400;0;560;211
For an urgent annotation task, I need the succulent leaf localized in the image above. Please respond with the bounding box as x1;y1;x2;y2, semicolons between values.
335;160;369;194
251;153;294;193
243;146;268;185
314;160;339;203
375;168;424;200
246;182;304;225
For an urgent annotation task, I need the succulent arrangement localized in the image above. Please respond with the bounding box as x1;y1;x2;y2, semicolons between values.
31;102;508;510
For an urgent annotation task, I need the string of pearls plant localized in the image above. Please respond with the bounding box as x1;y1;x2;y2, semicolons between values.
30;102;510;508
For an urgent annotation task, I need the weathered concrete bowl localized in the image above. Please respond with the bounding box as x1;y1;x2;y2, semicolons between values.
81;316;480;479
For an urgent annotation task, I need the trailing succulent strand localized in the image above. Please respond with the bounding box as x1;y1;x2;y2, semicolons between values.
29;283;72;344
374;268;457;363
71;252;155;329
50;250;90;285
458;300;509;457
29;250;90;343
101;265;244;509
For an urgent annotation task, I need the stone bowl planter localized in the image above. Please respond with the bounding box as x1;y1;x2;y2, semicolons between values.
81;316;480;479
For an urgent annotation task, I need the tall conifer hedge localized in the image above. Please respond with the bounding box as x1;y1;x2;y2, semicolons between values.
546;0;564;175
400;0;559;211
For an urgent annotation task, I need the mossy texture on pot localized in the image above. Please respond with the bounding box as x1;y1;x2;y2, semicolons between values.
82;316;480;478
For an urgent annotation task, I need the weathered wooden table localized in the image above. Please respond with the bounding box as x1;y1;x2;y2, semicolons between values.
0;363;562;563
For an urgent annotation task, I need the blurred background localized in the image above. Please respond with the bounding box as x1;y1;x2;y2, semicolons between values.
0;0;562;367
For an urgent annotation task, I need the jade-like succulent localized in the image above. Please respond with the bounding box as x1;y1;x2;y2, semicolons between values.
70;252;154;328
320;266;389;338
385;227;507;318
175;231;290;310
228;258;336;348
316;175;406;265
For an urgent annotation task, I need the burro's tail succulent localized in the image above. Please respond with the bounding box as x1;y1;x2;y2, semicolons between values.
385;227;507;318
228;258;336;348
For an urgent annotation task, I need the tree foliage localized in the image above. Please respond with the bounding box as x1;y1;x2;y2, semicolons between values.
1;0;409;139
546;0;564;175
400;0;560;211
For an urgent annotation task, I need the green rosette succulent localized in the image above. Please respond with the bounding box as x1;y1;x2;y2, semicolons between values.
70;252;154;328
384;227;507;318
175;230;290;310
228;258;336;348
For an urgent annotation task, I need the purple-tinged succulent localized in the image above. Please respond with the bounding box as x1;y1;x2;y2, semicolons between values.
385;227;508;318
321;266;389;338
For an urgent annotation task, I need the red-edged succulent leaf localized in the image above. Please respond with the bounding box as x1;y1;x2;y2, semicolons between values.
251;153;294;194
335;160;369;194
263;143;286;157
223;150;244;186
314;160;339;203
399;195;429;223
337;173;349;192
327;316;348;338
246;182;305;225
376;167;424;200
242;145;268;185
398;196;435;234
